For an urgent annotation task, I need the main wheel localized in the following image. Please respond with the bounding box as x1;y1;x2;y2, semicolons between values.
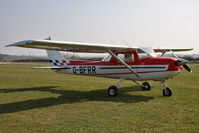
108;86;118;97
141;82;151;91
163;87;172;97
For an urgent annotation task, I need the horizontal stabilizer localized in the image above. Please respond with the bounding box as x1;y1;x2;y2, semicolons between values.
32;66;70;69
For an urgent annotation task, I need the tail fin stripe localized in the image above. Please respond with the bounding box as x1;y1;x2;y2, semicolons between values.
62;60;67;63
50;60;68;66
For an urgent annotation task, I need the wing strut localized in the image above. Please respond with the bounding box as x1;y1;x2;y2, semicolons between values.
106;49;140;77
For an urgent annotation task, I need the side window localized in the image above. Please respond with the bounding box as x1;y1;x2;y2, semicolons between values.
125;53;134;62
138;53;150;59
118;53;134;62
118;54;125;62
102;54;111;62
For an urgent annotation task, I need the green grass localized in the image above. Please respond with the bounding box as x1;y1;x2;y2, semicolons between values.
0;63;199;133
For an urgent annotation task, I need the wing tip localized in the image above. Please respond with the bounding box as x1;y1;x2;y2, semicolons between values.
5;40;35;48
154;47;194;52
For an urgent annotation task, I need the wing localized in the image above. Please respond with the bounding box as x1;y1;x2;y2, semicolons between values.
6;39;193;53
6;39;136;53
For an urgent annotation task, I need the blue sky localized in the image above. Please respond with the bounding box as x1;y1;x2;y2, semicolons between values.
0;0;199;55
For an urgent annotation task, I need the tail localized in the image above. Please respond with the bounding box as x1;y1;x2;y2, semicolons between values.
46;50;69;66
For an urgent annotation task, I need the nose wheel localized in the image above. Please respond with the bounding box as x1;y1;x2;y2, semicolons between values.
163;87;172;96
162;81;172;97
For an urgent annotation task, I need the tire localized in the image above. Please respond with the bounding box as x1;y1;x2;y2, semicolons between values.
141;82;151;91
163;87;172;97
108;86;118;97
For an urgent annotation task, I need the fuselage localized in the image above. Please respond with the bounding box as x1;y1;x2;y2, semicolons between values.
52;56;183;81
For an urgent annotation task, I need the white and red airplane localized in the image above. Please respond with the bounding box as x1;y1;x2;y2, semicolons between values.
7;37;193;97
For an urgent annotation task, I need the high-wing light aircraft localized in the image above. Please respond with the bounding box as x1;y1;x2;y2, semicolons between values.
7;37;193;97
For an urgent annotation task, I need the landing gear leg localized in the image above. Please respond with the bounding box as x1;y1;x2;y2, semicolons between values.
132;80;151;91
162;80;172;97
108;78;125;97
117;78;125;89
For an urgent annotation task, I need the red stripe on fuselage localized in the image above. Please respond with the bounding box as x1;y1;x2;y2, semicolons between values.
68;57;175;65
73;70;179;76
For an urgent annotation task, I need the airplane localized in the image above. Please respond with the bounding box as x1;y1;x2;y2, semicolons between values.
6;37;193;97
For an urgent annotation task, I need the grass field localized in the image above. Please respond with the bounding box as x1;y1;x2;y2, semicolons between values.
0;63;199;133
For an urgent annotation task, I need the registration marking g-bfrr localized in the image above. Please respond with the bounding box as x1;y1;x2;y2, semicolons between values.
72;66;96;74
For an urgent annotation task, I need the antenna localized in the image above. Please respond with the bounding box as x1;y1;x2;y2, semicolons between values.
45;36;52;40
108;37;116;44
122;39;129;46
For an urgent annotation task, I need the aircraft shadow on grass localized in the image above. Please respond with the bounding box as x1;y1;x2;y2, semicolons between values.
0;86;153;114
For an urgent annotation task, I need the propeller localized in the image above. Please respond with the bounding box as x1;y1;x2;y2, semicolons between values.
183;63;192;72
170;51;192;73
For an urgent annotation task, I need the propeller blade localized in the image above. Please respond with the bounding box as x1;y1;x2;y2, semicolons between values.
178;58;189;66
170;50;180;60
183;64;192;73
170;50;192;73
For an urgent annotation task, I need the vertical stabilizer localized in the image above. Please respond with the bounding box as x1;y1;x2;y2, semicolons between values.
46;50;69;66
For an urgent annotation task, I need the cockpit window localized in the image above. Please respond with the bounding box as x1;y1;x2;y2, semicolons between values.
102;54;111;61
102;53;135;62
125;53;134;62
118;53;134;62
138;53;150;59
